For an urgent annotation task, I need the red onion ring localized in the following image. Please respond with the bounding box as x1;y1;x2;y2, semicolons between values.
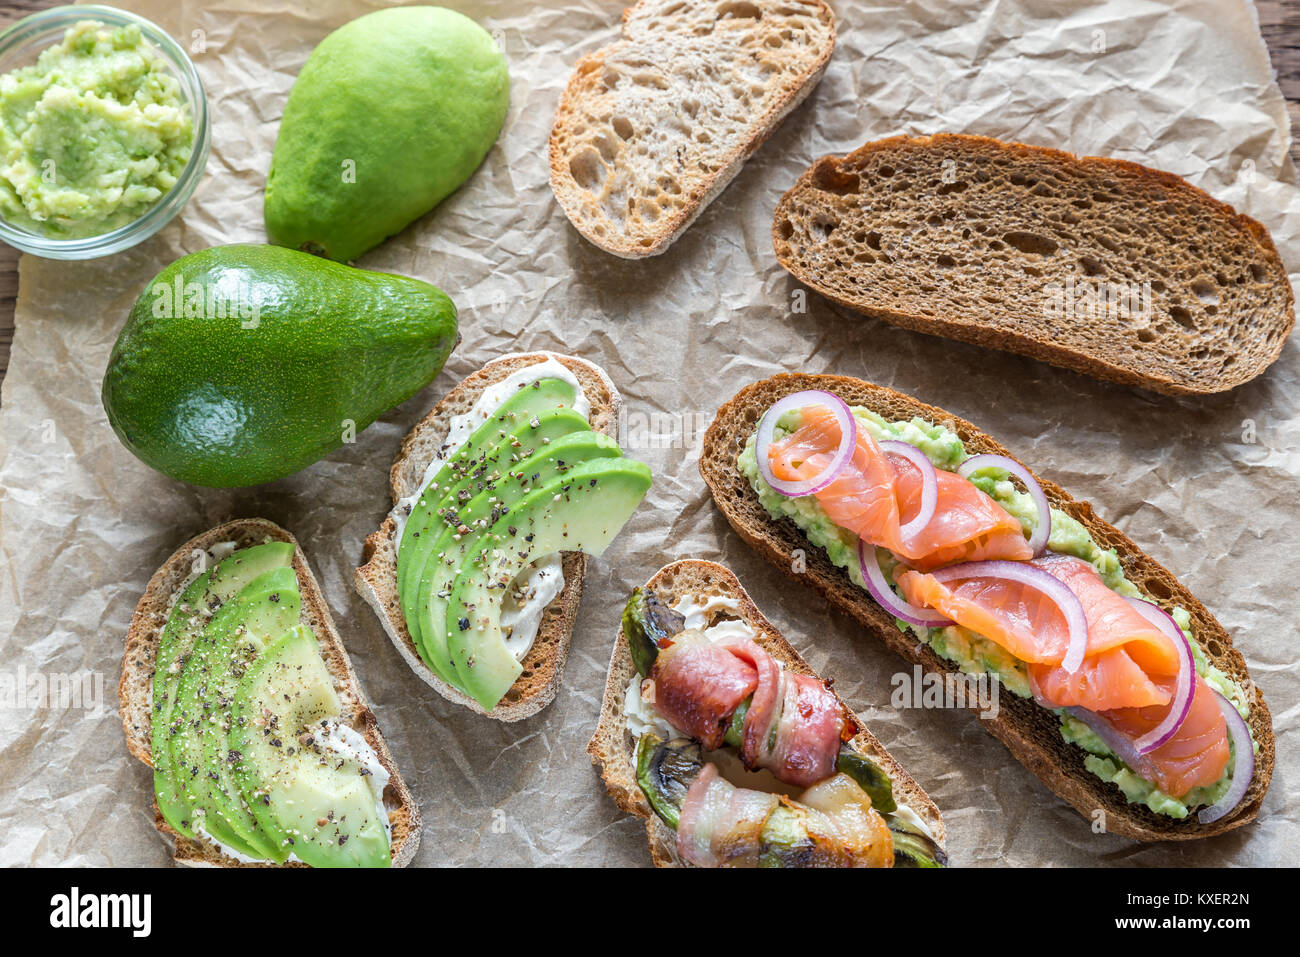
1065;705;1146;772
755;390;857;498
1124;597;1195;754
1068;688;1251;822
858;541;953;628
1198;690;1254;825
957;453;1051;554
879;440;938;538
930;559;1089;673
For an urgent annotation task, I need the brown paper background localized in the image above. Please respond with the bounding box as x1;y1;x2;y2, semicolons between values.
0;0;1296;866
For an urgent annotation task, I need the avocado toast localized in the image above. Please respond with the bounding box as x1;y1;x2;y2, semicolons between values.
699;374;1274;841
590;559;946;867
119;518;420;867
355;351;651;720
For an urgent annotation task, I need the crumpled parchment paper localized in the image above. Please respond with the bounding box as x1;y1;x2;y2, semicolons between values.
0;0;1296;867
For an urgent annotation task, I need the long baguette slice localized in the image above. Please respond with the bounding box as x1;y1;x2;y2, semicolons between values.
355;351;622;721
589;558;946;867
549;0;835;258
699;373;1275;841
119;518;420;868
772;133;1295;395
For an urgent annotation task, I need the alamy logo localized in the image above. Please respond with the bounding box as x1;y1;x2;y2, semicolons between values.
0;666;105;715
618;406;711;451
49;887;151;937
891;664;1000;719
151;272;261;327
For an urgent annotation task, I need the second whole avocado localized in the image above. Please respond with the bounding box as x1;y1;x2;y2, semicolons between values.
265;6;510;262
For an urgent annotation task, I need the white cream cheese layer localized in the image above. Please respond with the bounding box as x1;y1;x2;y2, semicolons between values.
392;357;590;663
313;718;393;844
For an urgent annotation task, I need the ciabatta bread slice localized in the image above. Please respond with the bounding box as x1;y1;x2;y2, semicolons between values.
119;518;420;868
699;373;1275;841
589;558;947;867
549;0;835;258
355;352;621;721
772;133;1294;395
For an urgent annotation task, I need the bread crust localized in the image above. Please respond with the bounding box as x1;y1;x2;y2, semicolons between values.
549;0;836;258
588;558;947;867
118;518;420;868
354;352;622;721
699;373;1274;842
772;132;1295;396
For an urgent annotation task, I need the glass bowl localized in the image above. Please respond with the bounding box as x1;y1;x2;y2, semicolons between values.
0;5;211;260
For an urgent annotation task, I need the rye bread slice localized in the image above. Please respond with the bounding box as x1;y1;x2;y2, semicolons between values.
772;133;1295;396
119;518;420;868
354;352;622;721
699;373;1274;842
589;558;947;867
549;0;835;258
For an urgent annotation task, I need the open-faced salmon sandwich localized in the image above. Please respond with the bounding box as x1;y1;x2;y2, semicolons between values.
590;559;947;867
700;374;1273;842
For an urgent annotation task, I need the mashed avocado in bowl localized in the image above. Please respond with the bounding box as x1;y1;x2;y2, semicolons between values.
0;7;208;257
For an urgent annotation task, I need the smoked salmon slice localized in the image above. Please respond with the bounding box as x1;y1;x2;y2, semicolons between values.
768;405;1032;570
1091;674;1230;797
897;554;1230;797
898;554;1181;711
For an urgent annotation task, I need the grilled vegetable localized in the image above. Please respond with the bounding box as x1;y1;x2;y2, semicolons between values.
636;734;898;868
887;813;950;868
623;586;684;676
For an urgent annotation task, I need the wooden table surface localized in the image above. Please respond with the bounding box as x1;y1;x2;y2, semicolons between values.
0;0;1297;387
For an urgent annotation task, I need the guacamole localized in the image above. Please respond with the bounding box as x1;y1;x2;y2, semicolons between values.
0;21;193;239
737;405;1252;818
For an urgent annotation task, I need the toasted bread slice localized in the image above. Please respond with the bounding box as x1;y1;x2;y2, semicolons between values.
699;373;1275;841
549;0;835;258
119;518;420;868
772;133;1294;395
355;352;621;721
589;558;947;867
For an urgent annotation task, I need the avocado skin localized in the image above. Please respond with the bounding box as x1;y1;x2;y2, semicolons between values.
102;244;458;488
264;6;510;262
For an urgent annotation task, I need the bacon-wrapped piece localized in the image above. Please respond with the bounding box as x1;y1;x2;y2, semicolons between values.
624;587;947;869
646;631;758;750
676;764;780;867
646;631;846;788
728;639;845;787
628;587;896;811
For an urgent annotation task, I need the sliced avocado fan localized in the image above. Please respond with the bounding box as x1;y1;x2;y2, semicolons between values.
153;541;295;838
230;626;391;868
153;542;390;867
446;456;654;709
396;376;581;614
393;375;653;711
172;565;301;859
413;427;623;679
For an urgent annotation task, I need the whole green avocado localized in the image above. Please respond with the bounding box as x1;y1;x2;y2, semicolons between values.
102;244;458;488
264;6;510;262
